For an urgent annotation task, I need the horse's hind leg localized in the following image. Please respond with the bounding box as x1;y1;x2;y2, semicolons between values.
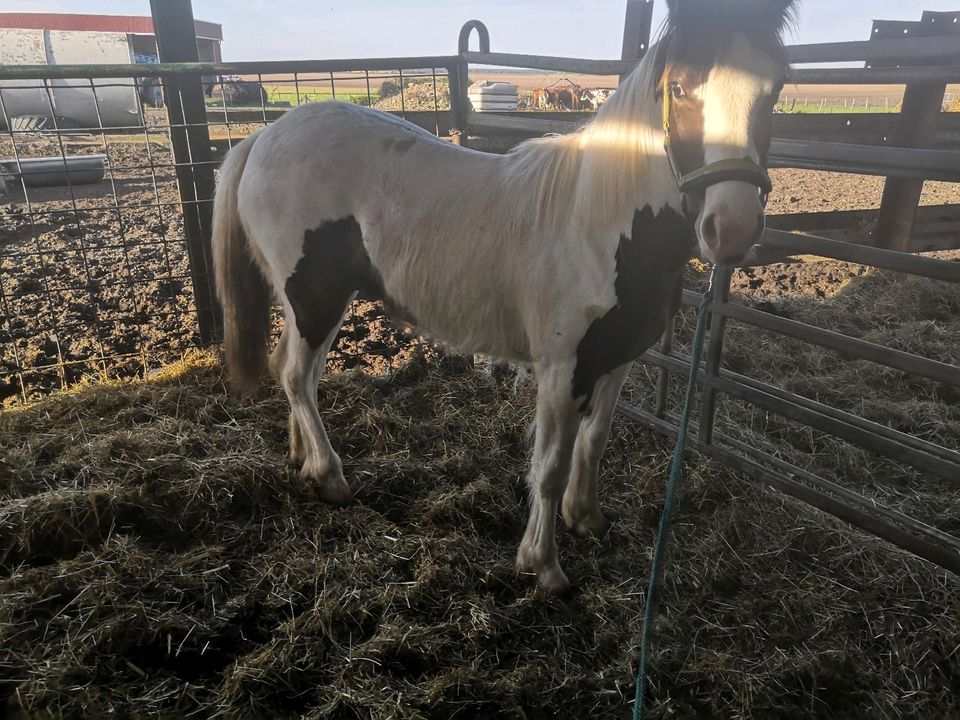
278;301;352;505
517;363;582;594
269;324;304;462
562;362;631;536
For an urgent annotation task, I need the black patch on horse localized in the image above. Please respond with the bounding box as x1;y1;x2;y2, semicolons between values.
285;217;370;348
285;216;415;348
571;205;694;413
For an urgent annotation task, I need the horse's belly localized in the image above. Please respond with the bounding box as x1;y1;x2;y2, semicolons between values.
364;245;530;361
385;281;531;361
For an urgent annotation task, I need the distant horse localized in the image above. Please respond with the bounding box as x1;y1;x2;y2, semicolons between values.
531;88;549;110
213;0;793;593
580;88;615;111
204;79;268;106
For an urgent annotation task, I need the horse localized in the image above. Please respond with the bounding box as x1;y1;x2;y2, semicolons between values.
531;88;549;110
212;0;794;594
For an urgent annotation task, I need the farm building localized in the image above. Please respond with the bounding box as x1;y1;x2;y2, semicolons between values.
0;12;222;128
1;1;960;718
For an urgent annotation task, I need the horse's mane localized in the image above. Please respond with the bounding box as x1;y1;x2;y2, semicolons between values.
653;0;797;76
662;0;798;44
497;50;665;236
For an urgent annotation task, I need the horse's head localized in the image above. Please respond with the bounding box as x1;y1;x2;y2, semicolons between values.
656;0;795;265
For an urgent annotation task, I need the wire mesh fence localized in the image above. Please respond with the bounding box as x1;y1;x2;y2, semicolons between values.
0;62;454;403
776;96;906;113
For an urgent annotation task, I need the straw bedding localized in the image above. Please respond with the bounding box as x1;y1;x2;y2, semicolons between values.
3;263;959;717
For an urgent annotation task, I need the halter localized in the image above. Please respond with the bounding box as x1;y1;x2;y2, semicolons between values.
661;81;773;207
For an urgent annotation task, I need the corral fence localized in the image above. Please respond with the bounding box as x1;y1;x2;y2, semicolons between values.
0;0;461;400
458;5;960;577
1;2;959;575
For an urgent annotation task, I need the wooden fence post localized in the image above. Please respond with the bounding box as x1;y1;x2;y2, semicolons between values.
149;0;220;344
873;11;957;251
620;0;654;84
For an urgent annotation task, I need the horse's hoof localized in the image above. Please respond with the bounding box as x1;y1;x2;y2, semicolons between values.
516;547;572;596
538;566;572;596
563;506;611;537
315;481;353;507
304;466;353;506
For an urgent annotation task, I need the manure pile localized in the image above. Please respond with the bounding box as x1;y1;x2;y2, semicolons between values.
3;343;959;718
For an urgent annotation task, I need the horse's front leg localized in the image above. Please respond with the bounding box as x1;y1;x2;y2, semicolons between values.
517;363;583;594
562;362;632;536
276;302;353;506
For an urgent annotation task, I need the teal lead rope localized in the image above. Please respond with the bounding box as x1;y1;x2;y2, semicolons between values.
633;265;719;720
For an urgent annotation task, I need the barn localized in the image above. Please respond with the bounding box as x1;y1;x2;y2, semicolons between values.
0;12;222;128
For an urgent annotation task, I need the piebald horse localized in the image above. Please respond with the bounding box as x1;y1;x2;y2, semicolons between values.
213;0;794;594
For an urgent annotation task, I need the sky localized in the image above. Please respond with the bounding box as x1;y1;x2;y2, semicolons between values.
2;0;957;62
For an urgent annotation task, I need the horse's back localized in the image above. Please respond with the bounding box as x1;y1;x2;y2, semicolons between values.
233;101;533;360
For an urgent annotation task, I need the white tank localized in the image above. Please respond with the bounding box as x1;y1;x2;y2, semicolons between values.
0;28;141;130
468;81;518;112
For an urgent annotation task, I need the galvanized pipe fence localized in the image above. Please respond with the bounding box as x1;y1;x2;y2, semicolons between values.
0;46;460;399
456;6;960;574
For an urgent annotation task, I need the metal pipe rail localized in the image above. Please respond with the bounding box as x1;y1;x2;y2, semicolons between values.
769;139;960;182
641;347;960;483
617;402;960;576
0;57;461;81
695;295;960;388
463;38;960;77
786;35;960;64
759;229;960;283
466;113;960;183
790;65;960;84
677;298;960;466
463;50;635;76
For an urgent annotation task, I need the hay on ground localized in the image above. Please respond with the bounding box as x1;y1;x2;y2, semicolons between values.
2;339;959;718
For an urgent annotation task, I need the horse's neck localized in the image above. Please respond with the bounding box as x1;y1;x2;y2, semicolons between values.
571;99;680;234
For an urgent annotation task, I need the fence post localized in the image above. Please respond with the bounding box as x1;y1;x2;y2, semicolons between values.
872;12;955;251
149;0;220;344
620;0;654;84
698;266;733;445
653;318;674;418
454;20;490;149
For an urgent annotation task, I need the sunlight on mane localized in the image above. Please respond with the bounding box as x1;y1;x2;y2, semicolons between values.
498;50;672;235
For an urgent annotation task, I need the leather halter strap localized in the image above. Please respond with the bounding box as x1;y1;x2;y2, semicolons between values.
662;80;772;206
679;158;772;196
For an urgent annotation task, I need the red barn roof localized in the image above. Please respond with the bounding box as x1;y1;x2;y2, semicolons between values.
0;12;222;40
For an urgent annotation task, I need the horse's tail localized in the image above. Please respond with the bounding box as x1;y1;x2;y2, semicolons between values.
212;130;271;395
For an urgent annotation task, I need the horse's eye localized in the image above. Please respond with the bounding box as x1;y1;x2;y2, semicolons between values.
670;82;686;100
